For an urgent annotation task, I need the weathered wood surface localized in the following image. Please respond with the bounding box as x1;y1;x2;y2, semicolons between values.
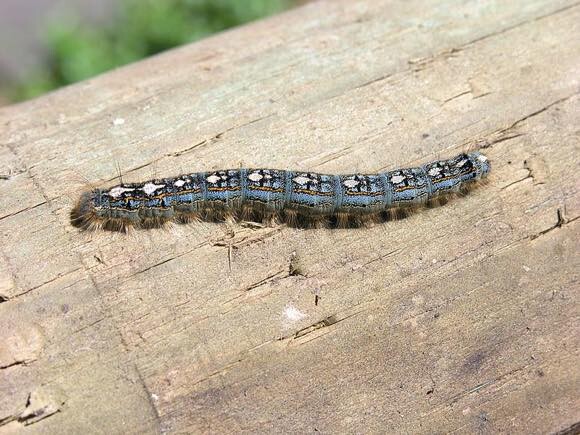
1;0;579;433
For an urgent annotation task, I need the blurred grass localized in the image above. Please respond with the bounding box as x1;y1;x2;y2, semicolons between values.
12;0;293;101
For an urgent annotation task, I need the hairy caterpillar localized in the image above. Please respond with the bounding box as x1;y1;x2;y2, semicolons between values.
71;152;490;232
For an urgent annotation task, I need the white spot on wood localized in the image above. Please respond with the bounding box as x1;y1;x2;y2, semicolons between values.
391;175;405;184
109;186;134;198
248;172;263;182
113;117;125;126
206;174;220;184
412;295;425;305
284;305;306;322
143;182;165;195
174;179;185;187
343;178;360;188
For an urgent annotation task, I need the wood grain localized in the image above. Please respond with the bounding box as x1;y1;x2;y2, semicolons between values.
1;0;579;433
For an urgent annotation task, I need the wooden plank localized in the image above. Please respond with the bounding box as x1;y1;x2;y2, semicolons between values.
0;0;578;433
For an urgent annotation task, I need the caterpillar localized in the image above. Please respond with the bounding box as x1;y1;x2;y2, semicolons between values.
71;151;490;232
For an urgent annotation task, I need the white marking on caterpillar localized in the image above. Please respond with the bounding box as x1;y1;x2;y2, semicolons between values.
428;167;442;176
391;175;405;184
343;179;360;188
293;176;309;185
109;186;134;198
207;174;221;184
142;182;165;195
174;179;186;187
293;175;318;185
248;172;263;182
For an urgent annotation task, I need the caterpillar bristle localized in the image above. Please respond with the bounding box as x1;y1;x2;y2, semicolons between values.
283;209;298;227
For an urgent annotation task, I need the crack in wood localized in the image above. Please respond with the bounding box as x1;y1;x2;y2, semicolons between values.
2;268;83;302
551;421;580;435
530;209;577;240
292;315;339;339
103;114;277;181
0;201;47;222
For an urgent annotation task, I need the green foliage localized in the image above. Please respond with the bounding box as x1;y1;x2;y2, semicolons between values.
13;0;292;101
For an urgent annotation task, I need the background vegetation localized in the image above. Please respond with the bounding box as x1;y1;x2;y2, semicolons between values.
13;0;293;101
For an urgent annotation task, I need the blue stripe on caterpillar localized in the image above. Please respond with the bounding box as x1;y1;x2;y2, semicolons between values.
71;151;490;231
